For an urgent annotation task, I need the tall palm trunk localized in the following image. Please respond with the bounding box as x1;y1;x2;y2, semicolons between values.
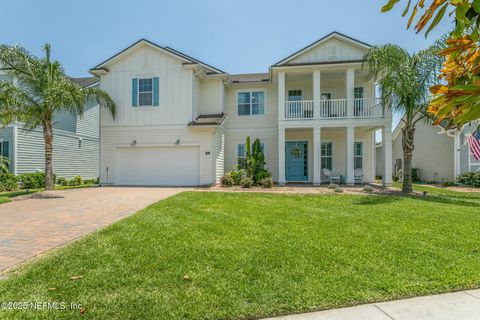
401;124;415;193
43;120;54;191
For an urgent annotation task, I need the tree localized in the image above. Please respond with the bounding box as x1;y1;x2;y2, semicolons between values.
364;44;442;192
0;44;116;190
382;0;480;128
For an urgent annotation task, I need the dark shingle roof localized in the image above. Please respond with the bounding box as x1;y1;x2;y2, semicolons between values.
229;73;270;83
71;77;99;87
188;113;227;126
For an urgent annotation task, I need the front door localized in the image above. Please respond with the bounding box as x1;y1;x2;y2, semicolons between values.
285;141;308;181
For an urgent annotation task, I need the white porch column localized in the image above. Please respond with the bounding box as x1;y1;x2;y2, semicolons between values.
278;71;285;121
382;124;393;186
346;125;355;185
313;70;321;119
278;127;286;185
313;127;321;185
346;68;355;119
454;132;461;179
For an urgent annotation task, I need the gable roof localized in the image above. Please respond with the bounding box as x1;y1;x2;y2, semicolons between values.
90;39;225;75
71;77;99;88
273;31;372;66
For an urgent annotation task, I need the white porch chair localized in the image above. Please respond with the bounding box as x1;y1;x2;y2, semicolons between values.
354;168;364;184
323;168;341;184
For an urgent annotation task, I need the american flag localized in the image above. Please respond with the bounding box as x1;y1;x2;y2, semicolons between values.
468;128;480;160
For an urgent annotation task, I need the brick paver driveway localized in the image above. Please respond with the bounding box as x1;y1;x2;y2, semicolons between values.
0;187;187;272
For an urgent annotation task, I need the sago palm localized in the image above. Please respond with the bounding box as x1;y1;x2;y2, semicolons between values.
0;44;116;190
364;44;441;193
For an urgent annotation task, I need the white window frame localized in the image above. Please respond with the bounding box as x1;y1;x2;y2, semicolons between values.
321;141;334;171
236;89;266;116
354;141;363;169
138;77;154;107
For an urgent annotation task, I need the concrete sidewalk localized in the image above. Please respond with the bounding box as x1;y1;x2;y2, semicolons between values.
263;289;480;320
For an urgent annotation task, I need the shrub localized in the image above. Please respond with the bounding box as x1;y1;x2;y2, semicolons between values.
457;172;480;187
0;173;18;192
333;187;343;193
230;169;244;186
255;169;271;182
363;185;374;193
68;176;83;186
57;177;68;186
19;172;46;189
221;173;234;187
328;183;339;189
240;177;253;188
258;177;273;188
82;178;98;185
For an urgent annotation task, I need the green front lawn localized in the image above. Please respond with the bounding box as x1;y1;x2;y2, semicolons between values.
1;190;480;319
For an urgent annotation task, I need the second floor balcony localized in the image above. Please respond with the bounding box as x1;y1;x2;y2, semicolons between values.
284;98;385;120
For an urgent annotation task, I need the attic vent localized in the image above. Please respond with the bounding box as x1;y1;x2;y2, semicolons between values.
328;45;338;60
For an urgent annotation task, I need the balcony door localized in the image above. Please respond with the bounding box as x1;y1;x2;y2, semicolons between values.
288;90;303;118
321;92;332;117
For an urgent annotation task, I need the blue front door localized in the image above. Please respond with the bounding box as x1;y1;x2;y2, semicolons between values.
285;141;308;181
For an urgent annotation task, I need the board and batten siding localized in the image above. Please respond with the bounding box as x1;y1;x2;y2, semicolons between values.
15;127;99;179
99;45;194;127
100;126;216;185
289;38;367;65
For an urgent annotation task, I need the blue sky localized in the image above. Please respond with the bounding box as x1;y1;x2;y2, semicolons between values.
1;0;452;77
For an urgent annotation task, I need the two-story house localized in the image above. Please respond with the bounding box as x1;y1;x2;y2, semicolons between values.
90;32;393;186
0;74;101;180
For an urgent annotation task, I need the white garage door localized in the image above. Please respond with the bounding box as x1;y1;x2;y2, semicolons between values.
116;146;200;186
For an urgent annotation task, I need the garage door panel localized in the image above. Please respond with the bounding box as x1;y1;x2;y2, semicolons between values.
116;146;200;186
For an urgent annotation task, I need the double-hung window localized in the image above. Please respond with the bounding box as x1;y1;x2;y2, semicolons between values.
237;143;265;167
354;142;363;169
321;142;333;170
138;78;153;106
132;77;159;107
237;91;265;116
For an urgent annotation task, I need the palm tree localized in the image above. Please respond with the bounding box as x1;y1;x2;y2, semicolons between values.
0;44;115;190
364;44;442;193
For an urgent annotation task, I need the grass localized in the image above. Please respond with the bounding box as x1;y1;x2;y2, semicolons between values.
1;190;480;319
0;184;98;204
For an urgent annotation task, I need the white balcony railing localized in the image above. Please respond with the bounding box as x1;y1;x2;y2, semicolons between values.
285;100;314;119
284;98;384;120
319;99;347;119
354;98;383;118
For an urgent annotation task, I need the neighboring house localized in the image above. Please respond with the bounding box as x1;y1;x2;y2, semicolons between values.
90;32;393;186
390;119;480;183
0;74;101;179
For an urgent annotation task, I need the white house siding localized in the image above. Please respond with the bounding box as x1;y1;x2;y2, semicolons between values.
76;102;100;138
289;38;367;65
376;145;384;178
99;45;194;127
16;127;99;179
214;127;225;183
392;121;454;182
223;82;279;180
100;126;215;185
198;78;224;115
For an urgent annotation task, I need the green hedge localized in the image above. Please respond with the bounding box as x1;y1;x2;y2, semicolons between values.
18;172;56;189
457;172;480;188
0;173;18;192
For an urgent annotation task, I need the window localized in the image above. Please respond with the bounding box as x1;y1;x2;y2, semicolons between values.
138;78;153;106
288;90;302;101
237;91;265;115
321;142;333;170
354;142;363;169
237;143;264;167
354;87;364;116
